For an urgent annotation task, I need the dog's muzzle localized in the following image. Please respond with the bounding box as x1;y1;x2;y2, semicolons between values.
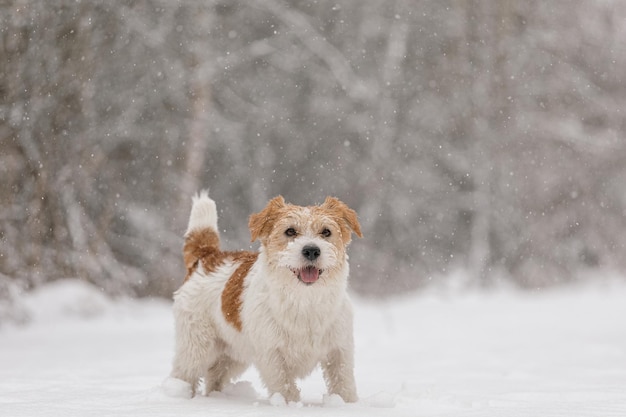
291;265;323;284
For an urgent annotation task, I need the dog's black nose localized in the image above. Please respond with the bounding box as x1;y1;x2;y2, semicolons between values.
302;245;321;261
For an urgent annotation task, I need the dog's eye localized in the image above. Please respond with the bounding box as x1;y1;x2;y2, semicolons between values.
285;227;297;237
321;228;332;238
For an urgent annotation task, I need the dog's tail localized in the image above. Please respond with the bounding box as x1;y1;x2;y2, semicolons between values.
183;190;220;280
186;190;218;236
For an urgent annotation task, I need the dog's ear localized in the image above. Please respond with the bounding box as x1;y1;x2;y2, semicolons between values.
321;196;363;242
249;195;286;242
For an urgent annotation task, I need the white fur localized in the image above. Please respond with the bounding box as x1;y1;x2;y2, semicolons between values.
169;194;358;403
277;235;339;273
185;190;218;236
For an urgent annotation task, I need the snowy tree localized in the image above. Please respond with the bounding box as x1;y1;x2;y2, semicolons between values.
1;0;626;302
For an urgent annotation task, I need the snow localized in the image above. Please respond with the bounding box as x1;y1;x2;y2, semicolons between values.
2;279;626;417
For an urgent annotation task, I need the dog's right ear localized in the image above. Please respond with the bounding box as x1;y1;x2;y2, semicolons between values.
249;195;286;242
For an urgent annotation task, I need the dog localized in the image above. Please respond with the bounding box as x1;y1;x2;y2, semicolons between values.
168;190;362;404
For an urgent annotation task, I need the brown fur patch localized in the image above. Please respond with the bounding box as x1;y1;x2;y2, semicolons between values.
248;195;286;243
249;196;362;246
183;226;258;332
183;228;221;282
320;197;363;243
221;252;258;331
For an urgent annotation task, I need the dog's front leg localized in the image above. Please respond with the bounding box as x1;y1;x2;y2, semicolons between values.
257;350;301;403
322;347;358;403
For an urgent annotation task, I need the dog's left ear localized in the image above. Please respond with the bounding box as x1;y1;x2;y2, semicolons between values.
249;195;286;243
322;196;363;242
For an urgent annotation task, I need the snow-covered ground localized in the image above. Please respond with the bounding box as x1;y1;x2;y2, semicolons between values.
1;279;625;417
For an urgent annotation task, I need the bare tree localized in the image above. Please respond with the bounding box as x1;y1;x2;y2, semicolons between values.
2;0;626;307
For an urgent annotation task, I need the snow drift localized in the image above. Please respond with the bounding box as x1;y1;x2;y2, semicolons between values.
1;278;625;416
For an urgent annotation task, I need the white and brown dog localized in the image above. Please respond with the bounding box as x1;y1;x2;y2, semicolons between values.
167;191;362;404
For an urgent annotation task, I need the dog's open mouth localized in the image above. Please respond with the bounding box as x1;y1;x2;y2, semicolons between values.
292;266;323;284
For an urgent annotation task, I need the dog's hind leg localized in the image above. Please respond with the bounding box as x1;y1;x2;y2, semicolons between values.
170;309;219;396
204;353;248;395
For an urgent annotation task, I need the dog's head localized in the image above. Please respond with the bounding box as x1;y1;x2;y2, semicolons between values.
249;196;362;286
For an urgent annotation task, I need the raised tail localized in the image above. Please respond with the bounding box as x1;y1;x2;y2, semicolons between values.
185;190;218;236
183;190;221;280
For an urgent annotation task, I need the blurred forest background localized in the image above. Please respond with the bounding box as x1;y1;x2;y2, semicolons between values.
2;0;626;308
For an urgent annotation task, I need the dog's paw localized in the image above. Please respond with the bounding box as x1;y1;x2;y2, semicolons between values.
222;381;259;400
269;392;287;406
268;393;303;408
161;376;193;399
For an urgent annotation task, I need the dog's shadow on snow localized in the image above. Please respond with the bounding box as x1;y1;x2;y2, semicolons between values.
156;379;394;410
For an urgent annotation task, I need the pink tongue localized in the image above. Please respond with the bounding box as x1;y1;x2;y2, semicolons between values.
300;266;320;283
